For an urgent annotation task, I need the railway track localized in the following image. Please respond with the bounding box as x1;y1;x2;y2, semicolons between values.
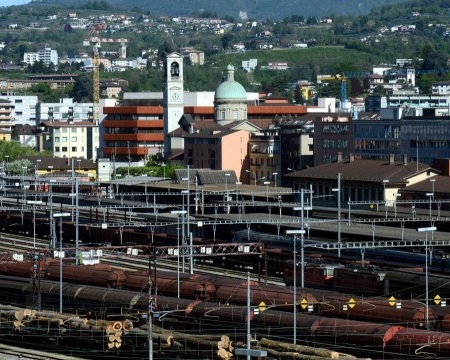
0;231;284;285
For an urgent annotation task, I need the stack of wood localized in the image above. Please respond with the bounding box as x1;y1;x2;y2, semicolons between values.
217;335;234;360
237;337;370;360
105;321;123;349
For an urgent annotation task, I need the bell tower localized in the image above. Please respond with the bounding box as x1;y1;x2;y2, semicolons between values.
163;52;184;159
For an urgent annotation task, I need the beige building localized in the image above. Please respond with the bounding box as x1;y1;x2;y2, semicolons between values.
180;47;205;66
40;120;100;161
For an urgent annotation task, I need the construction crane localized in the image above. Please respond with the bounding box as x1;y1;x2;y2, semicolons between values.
92;43;100;125
316;74;347;109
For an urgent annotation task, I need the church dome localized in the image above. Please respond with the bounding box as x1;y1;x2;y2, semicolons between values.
215;65;247;101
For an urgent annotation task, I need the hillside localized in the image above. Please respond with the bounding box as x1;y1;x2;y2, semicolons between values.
31;0;411;20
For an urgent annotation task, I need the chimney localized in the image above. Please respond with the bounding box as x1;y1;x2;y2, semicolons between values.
403;154;408;165
349;153;355;162
389;154;395;165
337;152;342;163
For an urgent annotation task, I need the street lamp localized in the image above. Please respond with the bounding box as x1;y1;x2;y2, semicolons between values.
225;172;230;199
53;212;70;313
382;179;389;219
245;169;256;186
332;173;342;257
161;163;166;179
272;172;278;188
256;176;266;185
430;178;436;216
417;226;437;331
171;210;187;298
394;193;401;218
77;159;81;171
263;181;270;202
286;229;305;346
426;193;433;218
287;189;306;345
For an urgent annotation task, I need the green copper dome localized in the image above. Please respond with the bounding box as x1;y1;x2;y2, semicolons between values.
215;64;247;100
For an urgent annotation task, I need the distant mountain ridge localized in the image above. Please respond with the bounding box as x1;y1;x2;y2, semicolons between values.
33;0;410;20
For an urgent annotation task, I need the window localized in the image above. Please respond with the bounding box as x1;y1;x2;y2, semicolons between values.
62;147;67;152
62;128;67;133
55;137;60;142
55;147;60;152
62;137;67;142
72;147;77;152
71;137;77;142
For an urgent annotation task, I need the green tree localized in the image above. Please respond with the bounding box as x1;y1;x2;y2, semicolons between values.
28;83;61;102
221;33;235;50
420;44;448;73
417;74;435;94
70;75;93;102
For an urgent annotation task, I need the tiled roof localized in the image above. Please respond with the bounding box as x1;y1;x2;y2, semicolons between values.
287;159;433;184
19;156;96;170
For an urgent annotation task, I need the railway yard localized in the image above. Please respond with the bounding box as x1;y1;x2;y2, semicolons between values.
1;179;450;359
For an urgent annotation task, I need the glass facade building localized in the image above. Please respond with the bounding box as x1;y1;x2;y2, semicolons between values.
354;111;450;165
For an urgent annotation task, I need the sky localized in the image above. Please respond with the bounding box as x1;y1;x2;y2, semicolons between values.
1;0;30;6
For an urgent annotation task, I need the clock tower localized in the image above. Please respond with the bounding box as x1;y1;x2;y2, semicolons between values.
163;52;184;159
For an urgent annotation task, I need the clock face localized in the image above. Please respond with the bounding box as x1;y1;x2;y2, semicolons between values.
171;92;180;102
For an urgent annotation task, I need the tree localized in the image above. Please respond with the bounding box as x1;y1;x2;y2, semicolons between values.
417;74;435;94
420;44;448;73
70;76;93;102
64;23;73;33
221;33;235;50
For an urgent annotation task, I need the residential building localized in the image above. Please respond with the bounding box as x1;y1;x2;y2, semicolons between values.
23;46;58;67
38;47;59;67
180;47;205;65
184;129;250;178
432;81;450;96
248;128;280;186
40;121;99;161
0;95;37;126
278;118;314;185
0;98;14;139
37;99;94;124
37;98;99;161
242;59;257;72
262;62;288;70
15;124;38;148
23;52;40;66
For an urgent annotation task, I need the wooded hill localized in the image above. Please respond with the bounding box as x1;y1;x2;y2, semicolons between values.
29;0;410;20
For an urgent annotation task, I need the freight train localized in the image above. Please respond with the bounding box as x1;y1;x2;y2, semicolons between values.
2;275;450;359
0;260;317;309
223;229;450;277
284;260;450;300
